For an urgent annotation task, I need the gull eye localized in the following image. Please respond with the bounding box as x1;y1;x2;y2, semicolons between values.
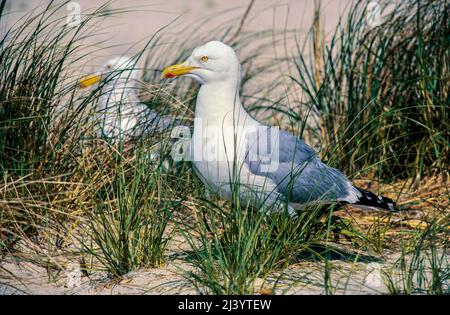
106;64;112;69
200;56;209;63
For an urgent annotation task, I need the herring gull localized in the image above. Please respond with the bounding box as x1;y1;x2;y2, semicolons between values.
162;41;396;215
79;56;176;141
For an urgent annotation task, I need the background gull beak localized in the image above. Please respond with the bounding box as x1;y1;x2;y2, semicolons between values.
79;73;102;88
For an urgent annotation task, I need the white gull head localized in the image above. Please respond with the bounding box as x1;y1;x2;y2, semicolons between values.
162;41;241;85
100;56;139;83
79;56;139;89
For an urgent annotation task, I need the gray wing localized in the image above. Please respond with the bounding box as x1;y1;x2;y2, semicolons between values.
244;128;356;204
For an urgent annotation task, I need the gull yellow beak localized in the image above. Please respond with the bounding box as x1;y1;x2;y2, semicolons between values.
161;63;198;79
79;73;102;88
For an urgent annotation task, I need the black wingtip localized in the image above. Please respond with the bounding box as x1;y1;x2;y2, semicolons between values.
353;187;397;212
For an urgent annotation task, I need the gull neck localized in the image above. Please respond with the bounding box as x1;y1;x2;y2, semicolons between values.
195;78;250;127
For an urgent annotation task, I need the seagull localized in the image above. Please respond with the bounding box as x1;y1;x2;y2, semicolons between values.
79;56;176;141
162;41;396;215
